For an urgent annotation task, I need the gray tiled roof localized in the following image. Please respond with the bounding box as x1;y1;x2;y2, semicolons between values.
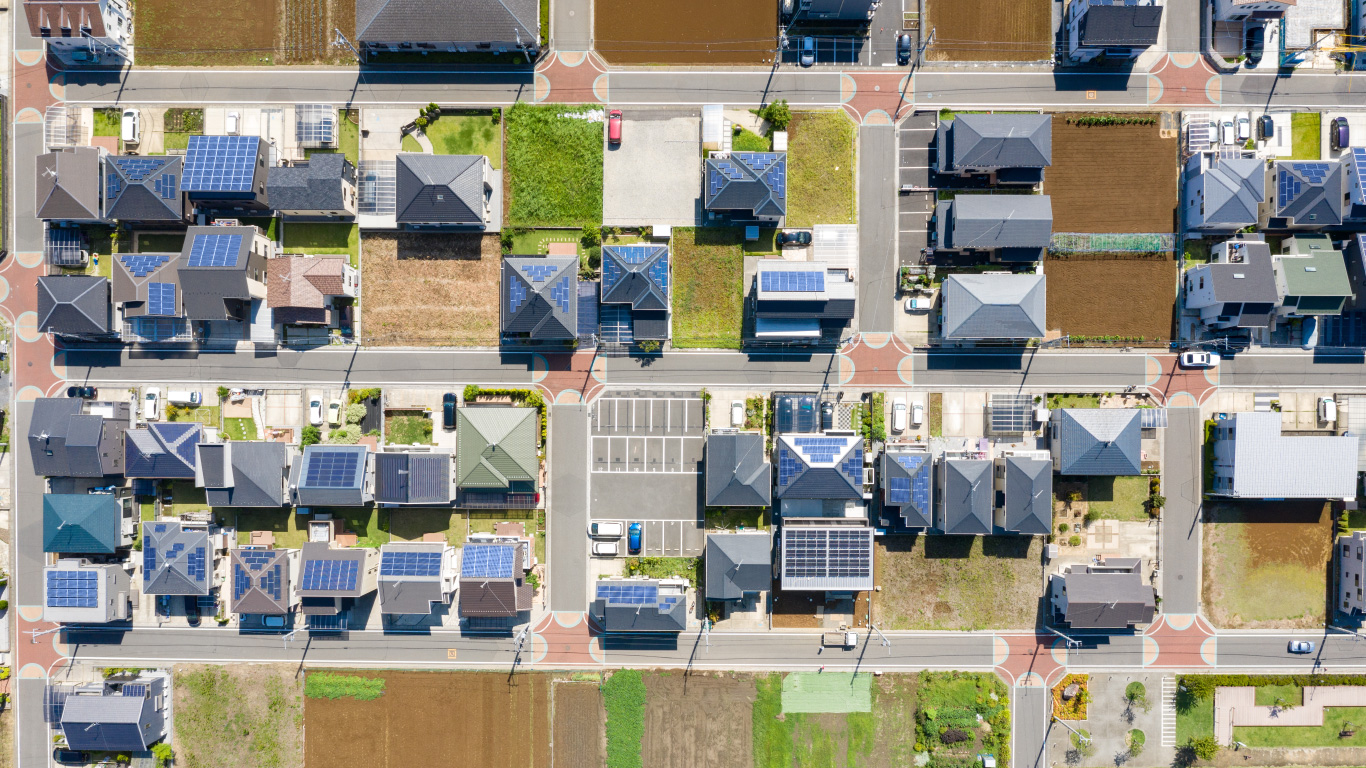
1203;242;1277;303
501;256;579;340
378;542;451;614
103;154;184;222
942;459;992;535
1076;3;1162;47
395;154;487;225
356;0;538;45
1060;571;1155;628
1225;411;1358;498
941;273;1047;340
60;680;165;752
600;244;669;310
704;153;787;218
141;522;211;596
1193;154;1265;226
199;441;289;508
705;533;771;600
37;276;110;336
37;147;102;220
1276;161;1344;226
1002;457;1051;534
29;398;129;478
938;195;1052;250
375;452;451;504
267;153;355;213
1054;409;1142;476
705;432;772;507
939;114;1051;172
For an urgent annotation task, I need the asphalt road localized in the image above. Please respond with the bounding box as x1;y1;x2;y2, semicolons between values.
1161;408;1202;615
857;124;897;334
1014;687;1050;768
547;404;590;612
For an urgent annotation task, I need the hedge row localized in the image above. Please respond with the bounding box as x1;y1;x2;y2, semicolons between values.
1179;674;1366;700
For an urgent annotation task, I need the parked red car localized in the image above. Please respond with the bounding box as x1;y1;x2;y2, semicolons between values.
608;109;623;145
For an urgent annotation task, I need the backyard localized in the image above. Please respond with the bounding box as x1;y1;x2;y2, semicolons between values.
1044;255;1177;341
873;535;1044;630
307;109;360;165
595;0;777;64
1047;115;1179;233
1291;112;1321;160
422;111;503;167
786;111;857;228
671;228;748;349
924;0;1051;61
282;222;359;268
1085;476;1152;522
222;417;258;441
221;505;386;549
1203;499;1333;628
385;410;434;446
361;233;502;347
504;104;603;227
174;664;303;768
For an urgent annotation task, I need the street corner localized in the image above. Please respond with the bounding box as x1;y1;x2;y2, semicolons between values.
17;385;46;402
16;312;42;343
842;72;912;125
1143;636;1159;666
993;634;1010;665
16;250;45;270
1150;54;1221;107
13;59;62;113
836;353;855;385
1201;635;1217;666
1144;355;1164;386
533;73;551;102
536;55;605;105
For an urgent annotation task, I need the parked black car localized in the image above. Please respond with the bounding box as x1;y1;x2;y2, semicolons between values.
777;230;812;247
1244;25;1264;66
897;33;913;66
66;386;95;399
1257;114;1274;141
442;392;457;430
53;750;90;765
820;400;834;431
184;596;201;626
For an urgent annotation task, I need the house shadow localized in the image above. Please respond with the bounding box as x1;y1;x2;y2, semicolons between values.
922;348;1025;370
393;232;487;260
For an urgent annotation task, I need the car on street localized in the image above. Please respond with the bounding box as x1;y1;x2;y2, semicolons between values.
1178;350;1220;369
67;385;96;399
121;109;140;144
627;522;642;554
1244;25;1264;65
327;398;343;427
1331;116;1350;151
777;230;812;247
263;615;286;629
896;33;912;66
1257;114;1274;140
143;387;160;421
593;541;619;557
891;398;907;433
820;400;834;431
591;522;623;538
184;596;202;626
608;109;622;145
53;749;90;766
443;392;457;430
1237;116;1250;141
911;401;925;427
308;398;324;426
1221;120;1236;145
1288;640;1315;654
800;36;815;67
731;400;745;427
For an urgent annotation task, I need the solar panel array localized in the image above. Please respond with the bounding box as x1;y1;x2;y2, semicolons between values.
181;135;259;193
296;104;337;147
761;271;824;293
118;253;170;278
460;544;516;579
186;233;244;268
615;245;655;264
380;550;443;577
45;227;83;266
234;550;284;601
520;263;558;283
708;159;746;198
601;255;623;293
596;582;659;605
783;528;871;581
300;558;360;592
146;536;208;583
551;275;573;314
106;173;123;200
1353;149;1366;203
112;157;163;182
777;447;801;487
792;436;852;464
154;173;178;200
508;278;528;314
1279;162;1331;208
46;570;98;608
304;449;361;487
989;393;1034;434
736;152;778;172
648;252;670;294
888;454;930;509
121;684;148;697
147;282;177;316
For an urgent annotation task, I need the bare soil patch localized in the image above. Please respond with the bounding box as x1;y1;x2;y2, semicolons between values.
361;232;502;347
642;672;755;768
873;535;1043;630
136;0;352;65
175;663;303;768
1203;500;1333;629
595;0;778;65
552;681;605;768
1048;116;1179;233
924;0;1051;61
1044;256;1177;341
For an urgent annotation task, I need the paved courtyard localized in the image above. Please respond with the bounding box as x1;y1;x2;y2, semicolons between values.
603;110;702;227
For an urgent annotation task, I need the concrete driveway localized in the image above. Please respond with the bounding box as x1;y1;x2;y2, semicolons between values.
603;109;702;227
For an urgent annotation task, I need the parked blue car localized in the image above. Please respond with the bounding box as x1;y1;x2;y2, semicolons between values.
628;523;642;554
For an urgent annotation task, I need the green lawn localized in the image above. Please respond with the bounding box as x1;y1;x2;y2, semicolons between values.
137;233;186;253
227;509;308;549
239;217;279;241
504;103;603;227
222;418;257;441
168;481;210;518
1176;696;1214;743
1235;707;1366;747
1291;113;1321;160
167;405;220;428
57;226;116;279
1254;685;1302;706
388;508;460;545
93;108;121;137
733;127;771;151
424;113;502;168
671;227;746;349
1047;394;1100;409
705;507;768;530
282;223;359;268
1184;239;1211;266
507;229;580;255
306;110;360;166
163;132;192;153
1086;476;1151;522
387;414;434;445
469;510;544;561
786;111;857;227
401;134;422;153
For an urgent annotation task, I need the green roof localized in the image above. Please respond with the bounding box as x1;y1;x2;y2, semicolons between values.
456;407;539;490
1279;239;1352;301
43;494;121;553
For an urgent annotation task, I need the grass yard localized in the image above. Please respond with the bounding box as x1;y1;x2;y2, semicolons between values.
1254;684;1302;706
786;111;856;228
1047;393;1099;409
387;508;460;545
705;507;768;530
671;228;746;349
1086;476;1151;522
168;481;210;517
167;404;220;427
401;134;422;153
137;233;186;253
226;509;308;549
175;664;303;768
504;103;603;227
733;127;771;151
222;417;258;441
754;672;921;768
385;411;434;445
1203;499;1333;628
93;108;120;137
1184;239;1212;266
282;223;359;268
240;217;279;240
1175;695;1214;743
162;132;193;153
470;510;545;562
874;535;1043;630
1291;112;1321;160
361;233;502;346
506;228;583;255
1236;707;1366;747
425;112;503;168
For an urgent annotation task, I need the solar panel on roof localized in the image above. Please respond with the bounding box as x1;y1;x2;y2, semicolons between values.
520;263;558;283
155;174;178;200
380;550;443;577
887;477;911;504
186;233;243;268
304;450;361;487
616;245;653;264
113;157;163;182
648;252;670;294
508;278;528;314
181;135;259;193
460;544;516;579
551;275;573;314
596;582;660;605
601;255;623;294
147;282;177;317
118;253;170;278
300;558;360;591
120;684;147;697
46;570;98;608
106;173;123;200
782;528;871;583
761;271;824;293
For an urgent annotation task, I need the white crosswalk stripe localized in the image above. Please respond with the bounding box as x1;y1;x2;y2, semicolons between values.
1161;676;1178;747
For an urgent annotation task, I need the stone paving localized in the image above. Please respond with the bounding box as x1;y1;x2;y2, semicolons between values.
1215;686;1366;744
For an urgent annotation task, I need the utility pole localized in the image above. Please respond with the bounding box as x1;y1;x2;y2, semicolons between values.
514;29;533;64
1053;717;1091;745
1046;626;1082;649
29;626;64;644
282;629;299;651
702;618;710;651
871;623;891;655
333;29;360;62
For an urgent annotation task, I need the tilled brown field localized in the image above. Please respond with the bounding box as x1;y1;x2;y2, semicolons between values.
1048;116;1180;233
1204;500;1333;629
924;0;1052;61
361;232;502;347
642;672;755;768
595;0;778;65
1045;256;1177;341
135;0;351;65
552;681;605;768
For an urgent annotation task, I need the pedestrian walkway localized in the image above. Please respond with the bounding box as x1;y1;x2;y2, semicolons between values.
1214;686;1366;744
1161;676;1177;746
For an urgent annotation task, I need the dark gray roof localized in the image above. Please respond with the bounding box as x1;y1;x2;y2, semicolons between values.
1060;570;1156;628
1190;154;1264;226
378;542;451;614
292;445;371;506
705;533;771;600
942;459;992;535
374;452;451;504
112;251;181;320
704;153;787;218
37;276;110;336
939;114;1051;172
705;432;772;507
1276;161;1345;226
199;441;289;507
941;274;1047;340
1191;242;1277;324
141;522;211;596
937;195;1052;250
29;398;129;478
882;449;933;527
124;422;200;479
798;0;875;20
267;153;355;213
591;579;688;632
458;542;531;617
230;548;293;614
37;147;102;220
177;226;259;321
1054;409;1142;476
1077;3;1162;48
1002;457;1051;535
395;154;487;225
298;542;374;597
774;434;863;500
356;0;538;45
501;256;579;340
60;679;165;752
103;154;185;222
600;244;669;310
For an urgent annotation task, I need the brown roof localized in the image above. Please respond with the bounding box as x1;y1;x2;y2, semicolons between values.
458;578;532;617
267;256;346;311
24;0;106;38
494;522;526;538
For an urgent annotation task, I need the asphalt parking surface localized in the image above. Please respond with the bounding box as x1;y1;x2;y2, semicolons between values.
898;112;935;265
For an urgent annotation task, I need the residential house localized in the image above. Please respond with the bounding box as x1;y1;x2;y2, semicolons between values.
230;547;299;617
752;260;856;343
196;441;291;508
704;432;772;507
940;457;992;535
124;422;201;480
1210;411;1357;498
1051;408;1143;475
1214;0;1295;21
59;675;168;752
395;154;495;229
1066;0;1163;63
1183;236;1279;332
1182;151;1266;233
24;0;133;66
704;533;772;601
1337;531;1366;615
103;155;187;224
788;0;876;23
354;0;540;59
1281;0;1343;65
995;454;1053;535
28;397;131;477
599;243;671;342
36;146;103;222
266;255;358;327
37;275;112;339
778;526;874;591
1050;559;1156;629
774;434;865;520
501;256;579;343
1268;160;1344;228
935;114;1052;185
43;558;130;623
177;226;271;324
43;494;130;554
378;541;459;615
940;273;1047;341
1273;235;1353;319
141;522;214;597
1345;148;1366;222
455;407;539;506
112;251;188;343
266;153;358;221
591;578;688;632
296;542;380;617
881;448;933;529
704;152;787;223
933;194;1053;262
290;445;374;506
374;451;453;505
457;541;532;619
180;135;272;213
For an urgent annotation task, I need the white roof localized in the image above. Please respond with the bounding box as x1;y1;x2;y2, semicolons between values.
813;225;857;271
1231;412;1358;498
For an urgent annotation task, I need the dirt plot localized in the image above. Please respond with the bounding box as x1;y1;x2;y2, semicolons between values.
305;671;550;768
175;664;303;768
873;535;1044;630
1044;256;1177;341
135;0;352;65
924;0;1052;61
595;0;777;65
361;233;502;347
643;672;755;768
1048;117;1180;233
552;681;605;768
1204;500;1333;629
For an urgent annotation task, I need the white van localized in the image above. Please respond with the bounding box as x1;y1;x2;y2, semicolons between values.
121;109;140;144
590;522;623;538
592;541;619;557
167;390;202;406
1319;397;1337;424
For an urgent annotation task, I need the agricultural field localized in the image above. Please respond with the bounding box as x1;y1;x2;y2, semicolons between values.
1047;115;1179;233
786;111;857;228
552;680;606;768
360;233;502;347
135;0;353;65
873;535;1044;630
1203;499;1333;628
924;0;1051;61
595;0;777;65
504;104;603;227
1044;255;1177;341
175;664;303;768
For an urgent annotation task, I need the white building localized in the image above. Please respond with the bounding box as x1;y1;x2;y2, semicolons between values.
24;0;132;66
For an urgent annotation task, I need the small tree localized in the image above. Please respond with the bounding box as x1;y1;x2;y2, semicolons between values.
580;225;601;247
1058;523;1069;533
1070;729;1096;758
1147;494;1166;512
1189;735;1220;761
301;425;322;447
1127;729;1145;757
1068;535;1082;547
151;742;175;766
217;386;230;401
415;116;428;130
345;403;367;425
325;425;362;445
760;99;792;130
1125;681;1150;713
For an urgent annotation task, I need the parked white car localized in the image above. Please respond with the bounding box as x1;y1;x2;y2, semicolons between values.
1319;397;1337;424
731;400;745;427
911;402;925;427
590;522;623;538
143;387;160;420
891;398;907;433
121;109;140;144
308;398;324;426
593;541;619;557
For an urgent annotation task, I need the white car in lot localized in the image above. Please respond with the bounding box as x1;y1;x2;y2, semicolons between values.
308;398;324;426
143;387;161;420
911;401;924;427
590;522;623;538
731;400;745;427
891;398;907;433
1178;350;1220;369
121;108;140;144
592;541;619;557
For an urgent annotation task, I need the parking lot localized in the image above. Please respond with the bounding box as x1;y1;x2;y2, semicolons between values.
591;396;704;472
898;112;935;265
602;110;702;227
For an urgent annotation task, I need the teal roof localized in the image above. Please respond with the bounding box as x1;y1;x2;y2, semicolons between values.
43;494;121;554
1279;240;1352;300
